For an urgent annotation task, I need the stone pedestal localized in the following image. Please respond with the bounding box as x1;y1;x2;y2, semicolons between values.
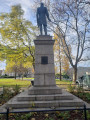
28;35;62;94
34;35;55;87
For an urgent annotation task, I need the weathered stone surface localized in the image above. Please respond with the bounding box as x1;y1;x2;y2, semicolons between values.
7;100;84;109
28;86;62;95
34;40;55;45
34;73;55;86
6;89;84;109
36;35;52;40
34;74;45;86
34;36;55;87
34;36;56;87
35;64;55;74
44;73;55;86
4;89;86;110
35;45;53;55
17;90;73;101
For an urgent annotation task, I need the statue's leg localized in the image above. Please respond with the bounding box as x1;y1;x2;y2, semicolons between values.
40;24;42;35
44;25;47;35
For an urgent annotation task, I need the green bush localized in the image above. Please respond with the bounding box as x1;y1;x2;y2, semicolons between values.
1;74;14;78
76;86;84;93
0;87;14;104
87;110;90;119
20;113;32;120
55;73;60;79
86;93;90;101
56;111;70;119
68;84;75;93
13;85;21;95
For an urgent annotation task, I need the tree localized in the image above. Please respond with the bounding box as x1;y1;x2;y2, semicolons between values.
5;50;25;79
54;30;70;81
46;0;90;83
0;5;37;70
0;44;5;61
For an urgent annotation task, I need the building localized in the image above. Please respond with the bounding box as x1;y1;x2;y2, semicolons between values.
0;69;5;76
67;67;90;79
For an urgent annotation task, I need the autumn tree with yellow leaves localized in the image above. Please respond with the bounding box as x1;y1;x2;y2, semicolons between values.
0;5;37;77
54;32;70;80
5;49;34;79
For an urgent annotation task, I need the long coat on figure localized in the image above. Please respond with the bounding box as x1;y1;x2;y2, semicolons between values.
37;4;50;27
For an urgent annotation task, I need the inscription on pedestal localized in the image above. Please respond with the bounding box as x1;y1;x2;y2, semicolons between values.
41;56;48;64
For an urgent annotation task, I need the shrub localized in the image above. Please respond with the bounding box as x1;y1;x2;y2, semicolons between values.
68;84;75;93
0;87;14;104
1;75;14;78
76;86;84;93
86;93;90;101
13;85;21;95
87;110;90;119
56;111;70;119
55;73;60;79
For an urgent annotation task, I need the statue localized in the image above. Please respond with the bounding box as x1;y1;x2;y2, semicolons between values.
36;3;51;35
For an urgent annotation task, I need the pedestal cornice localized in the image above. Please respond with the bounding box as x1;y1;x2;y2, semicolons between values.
34;40;55;45
34;35;55;45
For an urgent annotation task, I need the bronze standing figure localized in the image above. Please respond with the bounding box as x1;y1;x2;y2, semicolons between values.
36;3;51;35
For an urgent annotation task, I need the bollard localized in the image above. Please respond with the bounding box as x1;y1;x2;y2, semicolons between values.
6;108;9;120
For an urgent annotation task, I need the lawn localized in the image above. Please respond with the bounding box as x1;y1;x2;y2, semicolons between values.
0;78;30;87
56;79;72;89
56;79;72;84
0;78;72;87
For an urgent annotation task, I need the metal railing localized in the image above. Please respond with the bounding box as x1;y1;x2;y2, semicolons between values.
0;84;90;120
0;104;90;120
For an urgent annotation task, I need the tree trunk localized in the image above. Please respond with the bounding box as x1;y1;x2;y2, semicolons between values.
22;74;23;80
15;71;17;79
33;63;35;71
73;66;77;83
60;61;62;81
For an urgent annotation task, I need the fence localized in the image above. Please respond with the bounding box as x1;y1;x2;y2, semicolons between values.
0;84;90;120
0;104;90;120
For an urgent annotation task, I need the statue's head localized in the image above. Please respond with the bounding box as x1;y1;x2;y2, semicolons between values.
40;2;44;7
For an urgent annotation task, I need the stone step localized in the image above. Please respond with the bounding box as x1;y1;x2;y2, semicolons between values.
11;106;85;112
28;86;62;95
7;100;84;109
17;94;73;101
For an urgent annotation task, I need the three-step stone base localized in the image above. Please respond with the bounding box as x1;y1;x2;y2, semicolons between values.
6;87;84;110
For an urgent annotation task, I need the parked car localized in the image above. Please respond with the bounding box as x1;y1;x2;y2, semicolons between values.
76;72;90;90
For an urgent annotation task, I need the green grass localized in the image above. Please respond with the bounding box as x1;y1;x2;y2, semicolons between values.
56;79;72;89
0;78;30;87
56;79;72;84
0;78;72;87
23;77;34;80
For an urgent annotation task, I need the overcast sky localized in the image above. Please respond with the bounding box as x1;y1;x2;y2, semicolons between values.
0;0;36;22
0;0;90;70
